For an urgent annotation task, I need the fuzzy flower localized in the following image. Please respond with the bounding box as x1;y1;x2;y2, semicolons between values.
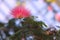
11;6;30;18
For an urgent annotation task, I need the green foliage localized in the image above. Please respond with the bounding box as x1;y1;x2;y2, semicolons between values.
0;23;4;27
0;17;60;40
9;17;48;40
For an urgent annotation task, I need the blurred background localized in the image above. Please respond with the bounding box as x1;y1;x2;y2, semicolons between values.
0;0;60;40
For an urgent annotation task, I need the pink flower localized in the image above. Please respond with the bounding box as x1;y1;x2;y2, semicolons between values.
48;6;52;11
11;6;30;18
55;13;60;22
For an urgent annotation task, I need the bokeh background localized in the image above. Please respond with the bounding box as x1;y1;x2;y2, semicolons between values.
0;0;60;40
0;0;60;30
